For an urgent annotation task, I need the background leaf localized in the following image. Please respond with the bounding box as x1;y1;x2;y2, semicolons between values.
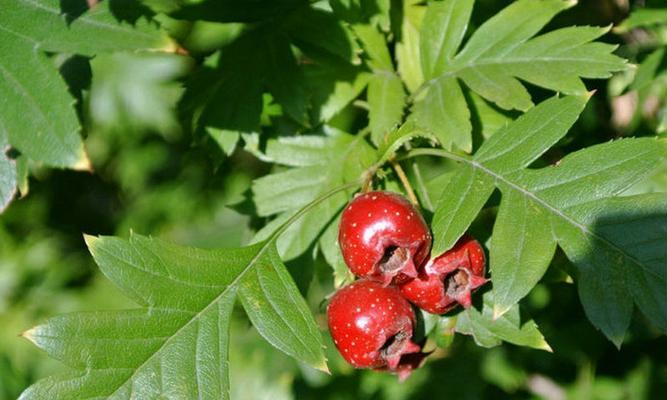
0;0;173;55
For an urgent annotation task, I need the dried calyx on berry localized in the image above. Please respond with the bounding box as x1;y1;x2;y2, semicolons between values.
338;191;432;286
399;235;487;314
327;280;426;380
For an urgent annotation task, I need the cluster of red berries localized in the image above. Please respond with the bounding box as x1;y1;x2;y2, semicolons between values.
327;191;487;380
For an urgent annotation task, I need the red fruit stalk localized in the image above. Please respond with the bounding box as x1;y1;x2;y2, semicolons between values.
338;191;432;286
399;235;487;314
327;280;426;380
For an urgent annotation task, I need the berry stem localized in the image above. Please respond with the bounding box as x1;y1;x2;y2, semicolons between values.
391;160;418;206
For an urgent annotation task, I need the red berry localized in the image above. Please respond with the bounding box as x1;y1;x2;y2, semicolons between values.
327;280;425;379
399;235;487;314
338;191;432;285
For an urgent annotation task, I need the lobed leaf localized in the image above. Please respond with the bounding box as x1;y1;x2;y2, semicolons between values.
252;130;374;260
21;233;327;399
0;0;172;55
412;0;626;151
455;292;551;351
428;94;667;344
0;30;88;170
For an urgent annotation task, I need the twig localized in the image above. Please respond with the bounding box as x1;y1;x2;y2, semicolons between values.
391;160;418;205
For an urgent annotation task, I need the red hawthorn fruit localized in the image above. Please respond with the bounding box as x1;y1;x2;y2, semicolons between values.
399;235;487;314
338;191;432;285
327;280;425;380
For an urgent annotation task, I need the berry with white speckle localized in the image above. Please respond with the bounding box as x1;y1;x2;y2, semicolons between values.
338;191;432;286
327;280;425;380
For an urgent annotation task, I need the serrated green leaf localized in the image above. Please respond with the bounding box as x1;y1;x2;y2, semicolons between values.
352;24;393;70
455;292;551;351
0;0;172;55
431;164;495;255
427;95;667;344
396;0;425;93
468;92;514;139
265;33;309;125
304;61;372;123
432;95;589;254
254;167;328;217
420;0;473;79
265;136;331;167
376;120;435;165
252;131;374;260
549;192;667;347
285;5;361;64
368;73;406;145
319;212;355;287
412;0;626;151
0;29;88;170
21;233;327;399
330;0;391;31
491;190;558;318
412;76;472;152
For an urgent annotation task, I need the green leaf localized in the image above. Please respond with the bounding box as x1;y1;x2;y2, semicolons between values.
21;233;327;399
264;33;309;125
304;61;372;123
368;73;406;145
0;0;172;56
285;6;361;64
396;0;425;93
173;0;305;22
319;212;355;287
432;92;590;254
426;95;667;344
412;0;626;150
208;128;240;156
420;0;473;79
89;53;192;137
616;8;667;32
252;130;374;259
0;131;16;213
455;292;551;351
468;92;514;139
490;190;557;317
0;29;88;170
352;24;393;71
412;76;472;152
630;48;665;91
376;120;435;165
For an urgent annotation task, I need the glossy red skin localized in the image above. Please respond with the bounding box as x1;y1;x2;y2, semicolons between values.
338;191;432;285
327;280;422;372
400;235;487;314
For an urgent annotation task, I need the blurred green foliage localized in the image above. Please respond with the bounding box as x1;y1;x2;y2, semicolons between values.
2;0;667;399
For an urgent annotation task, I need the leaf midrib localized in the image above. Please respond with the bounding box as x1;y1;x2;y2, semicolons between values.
104;179;361;396
465;158;667;286
105;240;272;398
420;54;621;97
